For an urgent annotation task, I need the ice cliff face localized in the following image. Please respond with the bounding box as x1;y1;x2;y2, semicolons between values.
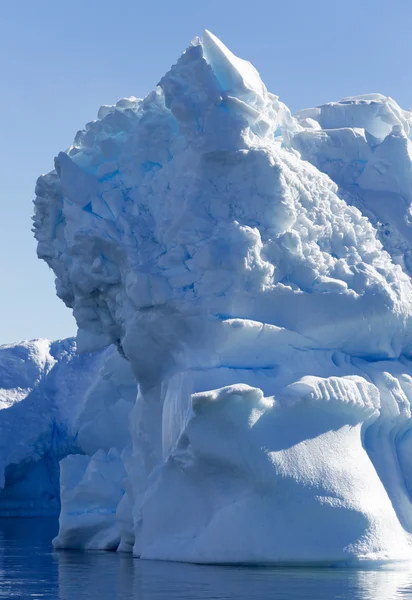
33;31;412;563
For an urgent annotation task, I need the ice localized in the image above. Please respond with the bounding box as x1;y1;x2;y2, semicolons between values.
32;31;412;562
53;449;126;550
0;338;99;515
0;339;136;516
140;381;408;563
75;349;136;456
202;30;265;97
292;95;412;274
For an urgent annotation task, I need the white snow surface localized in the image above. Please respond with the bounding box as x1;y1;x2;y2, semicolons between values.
32;31;412;563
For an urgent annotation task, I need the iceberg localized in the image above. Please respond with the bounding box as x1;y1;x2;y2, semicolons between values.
32;31;412;563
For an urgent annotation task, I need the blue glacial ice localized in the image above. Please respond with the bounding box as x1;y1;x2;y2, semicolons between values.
28;31;412;563
0;338;136;519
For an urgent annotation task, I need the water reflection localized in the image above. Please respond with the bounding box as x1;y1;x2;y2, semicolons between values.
1;518;412;599
57;554;412;600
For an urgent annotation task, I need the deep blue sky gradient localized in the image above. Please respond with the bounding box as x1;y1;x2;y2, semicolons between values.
1;0;411;343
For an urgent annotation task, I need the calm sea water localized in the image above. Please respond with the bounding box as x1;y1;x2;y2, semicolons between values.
1;518;412;599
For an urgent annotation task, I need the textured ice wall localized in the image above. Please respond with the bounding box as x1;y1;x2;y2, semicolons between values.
291;94;412;274
34;31;412;562
0;339;135;516
0;338;99;515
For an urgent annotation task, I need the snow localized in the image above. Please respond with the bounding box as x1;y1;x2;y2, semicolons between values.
31;31;412;563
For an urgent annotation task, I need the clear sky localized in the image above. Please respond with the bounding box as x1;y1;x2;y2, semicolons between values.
1;0;411;344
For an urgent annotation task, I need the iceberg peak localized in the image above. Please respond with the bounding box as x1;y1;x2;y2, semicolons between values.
159;31;297;152
202;30;266;98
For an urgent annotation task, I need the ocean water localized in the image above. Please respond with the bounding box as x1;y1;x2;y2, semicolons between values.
1;518;412;599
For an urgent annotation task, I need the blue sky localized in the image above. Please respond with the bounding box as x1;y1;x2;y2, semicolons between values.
1;0;411;344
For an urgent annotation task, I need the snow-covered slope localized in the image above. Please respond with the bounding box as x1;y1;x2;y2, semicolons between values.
33;31;412;563
0;339;135;516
